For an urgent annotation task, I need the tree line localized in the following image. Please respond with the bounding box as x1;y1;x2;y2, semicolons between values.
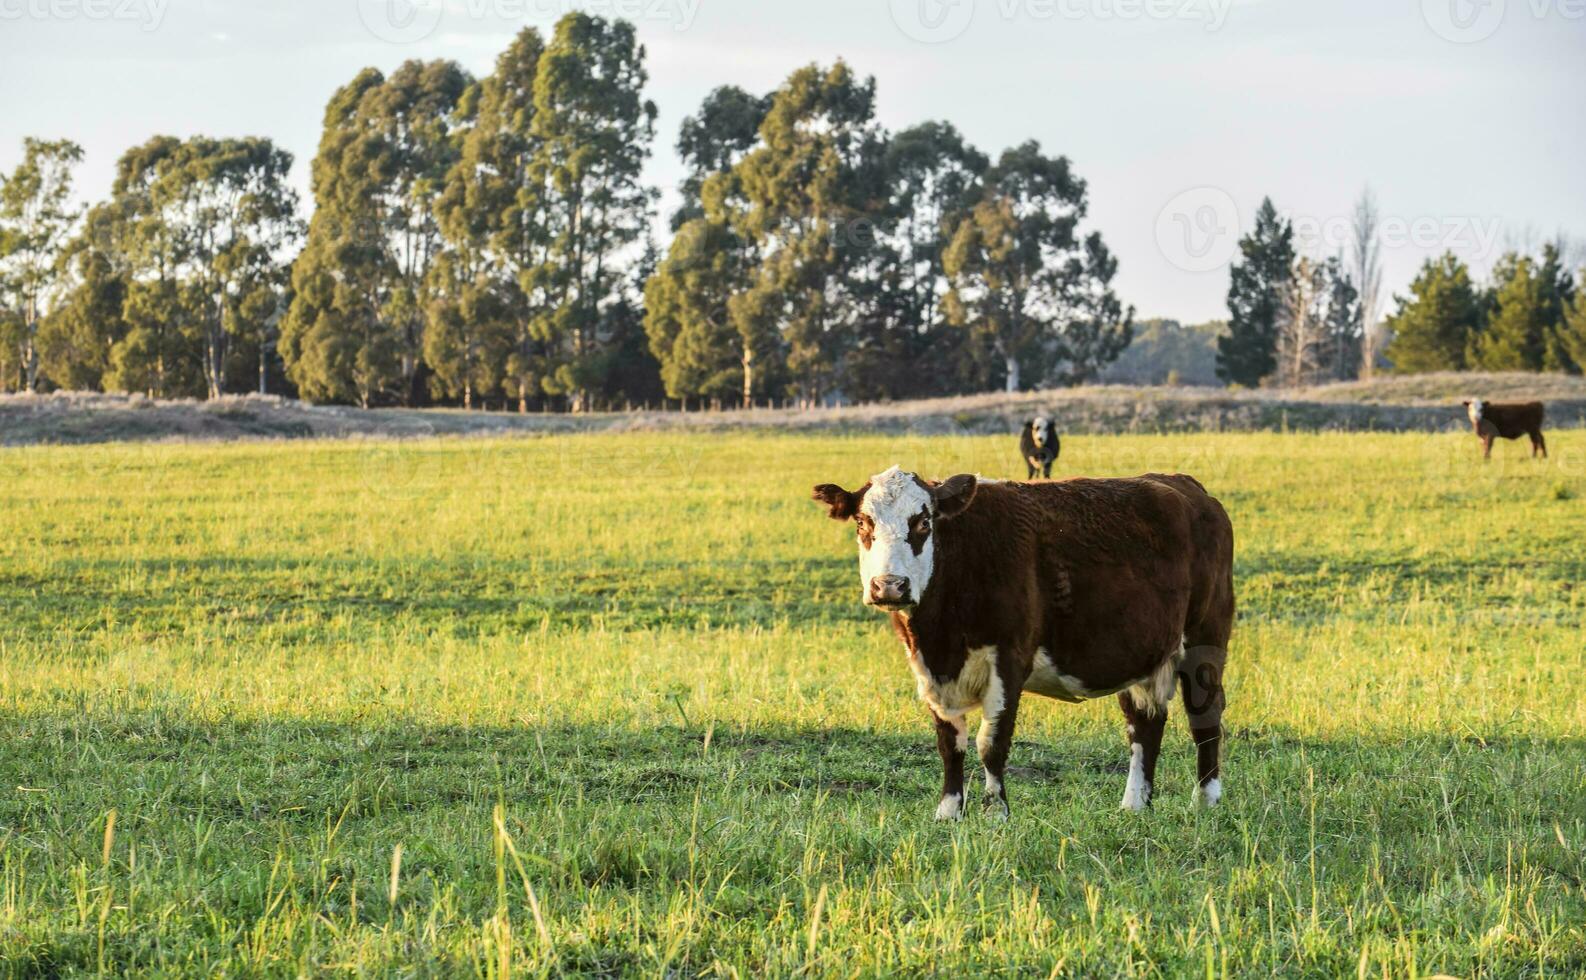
1214;192;1586;387
0;14;1133;410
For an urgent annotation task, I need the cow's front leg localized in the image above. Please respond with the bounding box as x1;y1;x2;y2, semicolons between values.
977;663;1021;819
933;712;967;821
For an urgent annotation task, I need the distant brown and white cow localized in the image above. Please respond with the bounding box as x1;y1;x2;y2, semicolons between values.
812;466;1234;819
1020;417;1060;479
1463;399;1547;459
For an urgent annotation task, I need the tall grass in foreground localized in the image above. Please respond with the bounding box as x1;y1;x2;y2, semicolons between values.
0;431;1583;976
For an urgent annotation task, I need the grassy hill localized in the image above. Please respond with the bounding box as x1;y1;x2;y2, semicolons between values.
5;373;1586;446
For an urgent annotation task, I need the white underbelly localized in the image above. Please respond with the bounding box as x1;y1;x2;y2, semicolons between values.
1022;649;1094;703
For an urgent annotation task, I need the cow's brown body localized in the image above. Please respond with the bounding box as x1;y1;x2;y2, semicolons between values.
814;469;1234;817
1465;400;1547;459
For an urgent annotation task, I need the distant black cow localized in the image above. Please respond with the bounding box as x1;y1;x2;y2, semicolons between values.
1020;417;1060;479
1464;399;1547;460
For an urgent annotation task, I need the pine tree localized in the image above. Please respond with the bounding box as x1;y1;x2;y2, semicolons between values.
1383;253;1480;373
1537;242;1579;373
1556;269;1586;372
1469;253;1549;372
1216;197;1292;386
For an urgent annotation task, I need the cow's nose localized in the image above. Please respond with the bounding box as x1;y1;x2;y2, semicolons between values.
870;575;911;605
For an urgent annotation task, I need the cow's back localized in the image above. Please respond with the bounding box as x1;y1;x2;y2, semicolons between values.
1483;401;1546;438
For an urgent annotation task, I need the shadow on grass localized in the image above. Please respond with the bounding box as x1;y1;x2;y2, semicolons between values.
4;707;1582;822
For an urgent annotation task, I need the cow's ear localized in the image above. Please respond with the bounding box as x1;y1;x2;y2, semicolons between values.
1461;400;1471;407
812;483;865;521
933;474;977;520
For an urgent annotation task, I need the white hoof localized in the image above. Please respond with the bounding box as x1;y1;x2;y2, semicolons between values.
1197;778;1223;808
934;793;964;821
1120;785;1151;812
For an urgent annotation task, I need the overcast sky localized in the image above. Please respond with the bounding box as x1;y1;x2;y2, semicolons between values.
2;0;1583;322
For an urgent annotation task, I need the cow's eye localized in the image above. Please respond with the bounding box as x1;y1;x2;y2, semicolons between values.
911;516;930;535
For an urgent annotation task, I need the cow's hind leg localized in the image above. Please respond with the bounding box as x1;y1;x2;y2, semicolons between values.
933;712;967;821
1117;690;1168;811
1532;431;1548;459
1180;638;1229;807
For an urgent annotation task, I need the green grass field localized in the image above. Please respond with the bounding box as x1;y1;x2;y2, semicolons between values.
2;430;1583;977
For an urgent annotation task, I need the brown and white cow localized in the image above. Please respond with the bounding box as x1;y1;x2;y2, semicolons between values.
1020;417;1060;479
813;466;1234;819
1463;399;1547;460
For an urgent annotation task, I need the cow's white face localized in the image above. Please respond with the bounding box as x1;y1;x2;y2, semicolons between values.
1031;417;1050;448
1466;398;1485;425
856;467;936;609
812;466;978;612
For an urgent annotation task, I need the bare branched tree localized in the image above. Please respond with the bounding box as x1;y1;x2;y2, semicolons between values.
1275;257;1328;387
1350;187;1382;378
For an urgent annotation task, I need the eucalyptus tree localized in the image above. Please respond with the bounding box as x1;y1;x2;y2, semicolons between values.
730;61;882;407
284;70;401;405
530;13;657;412
38;201;130;391
644;217;752;404
365;59;472;403
100;136;200;397
943;141;1131;391
672;85;770;231
645;85;775;407
0;138;83;391
161;136;300;399
847;121;986;400
433;27;550;412
283;61;469;406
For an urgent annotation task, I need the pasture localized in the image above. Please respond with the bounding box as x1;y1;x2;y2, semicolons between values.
1;430;1583;976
